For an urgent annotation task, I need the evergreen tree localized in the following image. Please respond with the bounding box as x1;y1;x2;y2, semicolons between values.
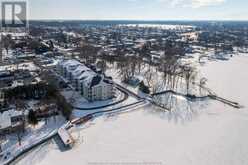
28;110;38;126
139;81;150;94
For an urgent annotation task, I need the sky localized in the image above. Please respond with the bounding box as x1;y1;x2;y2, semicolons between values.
11;0;248;20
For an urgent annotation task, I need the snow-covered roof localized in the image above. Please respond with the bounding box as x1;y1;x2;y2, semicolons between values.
0;70;12;78
0;110;23;130
59;60;96;83
61;60;81;71
58;127;74;145
59;60;112;88
0;62;39;72
72;65;93;78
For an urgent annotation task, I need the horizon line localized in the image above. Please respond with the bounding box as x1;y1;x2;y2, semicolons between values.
26;19;248;22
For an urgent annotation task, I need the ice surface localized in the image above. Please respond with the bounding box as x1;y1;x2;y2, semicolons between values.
15;54;248;165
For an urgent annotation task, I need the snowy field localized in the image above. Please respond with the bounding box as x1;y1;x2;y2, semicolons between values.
15;54;248;165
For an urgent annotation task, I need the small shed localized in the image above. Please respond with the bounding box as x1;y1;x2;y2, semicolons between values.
58;127;74;147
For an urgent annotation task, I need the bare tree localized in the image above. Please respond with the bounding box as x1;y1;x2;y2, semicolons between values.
16;130;23;146
199;77;208;95
117;57;135;82
161;53;180;91
151;81;164;94
96;60;107;73
15;99;26;133
0;135;5;153
144;70;153;88
77;42;99;64
182;66;197;95
2;34;14;54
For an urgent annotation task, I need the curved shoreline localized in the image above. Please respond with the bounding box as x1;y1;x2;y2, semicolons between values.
3;83;146;165
5;99;146;165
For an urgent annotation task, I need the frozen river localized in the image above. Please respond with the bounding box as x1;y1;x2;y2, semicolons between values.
16;54;248;165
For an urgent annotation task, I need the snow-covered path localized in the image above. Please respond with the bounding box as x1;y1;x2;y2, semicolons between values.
15;54;248;165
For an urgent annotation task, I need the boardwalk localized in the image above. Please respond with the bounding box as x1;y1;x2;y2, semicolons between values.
152;90;242;109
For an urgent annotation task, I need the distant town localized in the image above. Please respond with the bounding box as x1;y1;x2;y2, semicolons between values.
0;21;248;165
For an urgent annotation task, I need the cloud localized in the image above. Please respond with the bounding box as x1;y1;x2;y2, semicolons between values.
158;0;226;8
191;0;225;7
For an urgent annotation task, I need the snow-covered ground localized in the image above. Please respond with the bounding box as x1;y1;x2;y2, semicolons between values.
199;53;248;108
0;116;66;164
61;88;125;109
15;54;248;165
2;116;65;151
72;94;139;118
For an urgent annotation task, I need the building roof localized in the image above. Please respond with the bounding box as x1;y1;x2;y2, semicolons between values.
0;110;23;130
58;127;74;146
59;59;113;88
0;62;39;72
90;75;102;88
0;71;13;78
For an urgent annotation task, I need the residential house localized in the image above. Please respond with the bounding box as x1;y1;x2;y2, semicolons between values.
0;110;24;134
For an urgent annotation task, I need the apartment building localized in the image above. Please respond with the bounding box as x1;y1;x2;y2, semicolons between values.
57;60;114;101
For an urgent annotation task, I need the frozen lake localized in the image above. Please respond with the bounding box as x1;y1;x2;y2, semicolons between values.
16;54;248;165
